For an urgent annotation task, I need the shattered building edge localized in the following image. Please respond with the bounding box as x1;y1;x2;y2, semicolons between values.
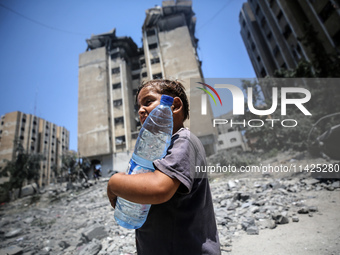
78;0;217;175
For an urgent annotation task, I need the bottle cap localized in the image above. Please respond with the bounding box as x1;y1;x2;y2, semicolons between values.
160;95;174;106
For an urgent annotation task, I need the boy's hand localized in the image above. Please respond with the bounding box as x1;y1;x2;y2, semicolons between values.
107;173;125;208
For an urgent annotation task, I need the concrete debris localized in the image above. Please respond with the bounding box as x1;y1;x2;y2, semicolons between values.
0;175;338;254
246;225;259;235
292;215;299;222
78;240;102;255
298;207;309;214
82;223;109;242
0;245;23;255
5;229;22;238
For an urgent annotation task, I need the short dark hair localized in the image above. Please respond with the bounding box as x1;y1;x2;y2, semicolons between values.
136;79;189;120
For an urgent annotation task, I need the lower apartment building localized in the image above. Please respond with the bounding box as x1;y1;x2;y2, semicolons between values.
0;111;69;187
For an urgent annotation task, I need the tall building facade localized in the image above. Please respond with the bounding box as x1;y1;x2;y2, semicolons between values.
0;111;70;187
239;0;340;79
78;0;216;174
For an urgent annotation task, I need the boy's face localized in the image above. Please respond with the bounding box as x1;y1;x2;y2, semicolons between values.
137;86;162;125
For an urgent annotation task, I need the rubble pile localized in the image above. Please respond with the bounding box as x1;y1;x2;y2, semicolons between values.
0;176;339;255
210;177;340;253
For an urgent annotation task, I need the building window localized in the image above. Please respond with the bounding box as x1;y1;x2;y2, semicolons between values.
242;20;246;27
230;138;237;143
269;0;275;7
255;5;260;15
273;45;280;56
261;17;266;28
112;82;121;89
113;99;123;108
318;1;335;22
114;116;124;125
153;73;162;79
151;57;160;64
283;24;292;39
251;42;256;51
131;62;140;71
112;67;120;74
131;132;139;139
148;43;158;50
140;58;146;66
218;140;224;145
277;10;283;21
281;63;287;69
260;68;267;77
292;48;298;59
142;72;147;78
20;135;24;140
257;56;261;62
115;136;126;145
146;29;156;36
132;73;140;80
111;52;121;59
267;31;272;40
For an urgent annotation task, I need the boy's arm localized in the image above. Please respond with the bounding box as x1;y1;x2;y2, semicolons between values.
107;170;180;207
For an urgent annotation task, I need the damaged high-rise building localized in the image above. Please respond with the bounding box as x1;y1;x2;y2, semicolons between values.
239;0;340;79
78;1;216;175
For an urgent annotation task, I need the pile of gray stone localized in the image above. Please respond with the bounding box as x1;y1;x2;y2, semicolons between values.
211;176;339;253
0;176;339;255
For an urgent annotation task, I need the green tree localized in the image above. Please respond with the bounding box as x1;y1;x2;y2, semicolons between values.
62;151;81;182
51;163;60;184
78;157;91;181
0;140;42;199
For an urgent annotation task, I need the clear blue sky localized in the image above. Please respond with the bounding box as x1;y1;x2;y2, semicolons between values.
0;0;255;151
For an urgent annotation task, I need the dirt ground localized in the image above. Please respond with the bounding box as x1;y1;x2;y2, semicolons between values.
230;187;340;255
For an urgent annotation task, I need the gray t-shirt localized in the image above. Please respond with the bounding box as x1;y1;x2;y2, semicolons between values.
135;128;221;255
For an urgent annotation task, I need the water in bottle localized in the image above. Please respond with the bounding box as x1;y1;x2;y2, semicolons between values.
114;95;174;229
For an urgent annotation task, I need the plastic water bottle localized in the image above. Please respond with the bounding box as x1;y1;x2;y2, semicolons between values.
114;95;174;229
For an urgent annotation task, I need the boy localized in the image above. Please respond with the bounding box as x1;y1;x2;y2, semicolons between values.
107;79;221;254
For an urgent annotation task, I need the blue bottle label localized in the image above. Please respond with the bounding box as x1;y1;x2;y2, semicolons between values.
127;159;154;175
127;159;137;175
